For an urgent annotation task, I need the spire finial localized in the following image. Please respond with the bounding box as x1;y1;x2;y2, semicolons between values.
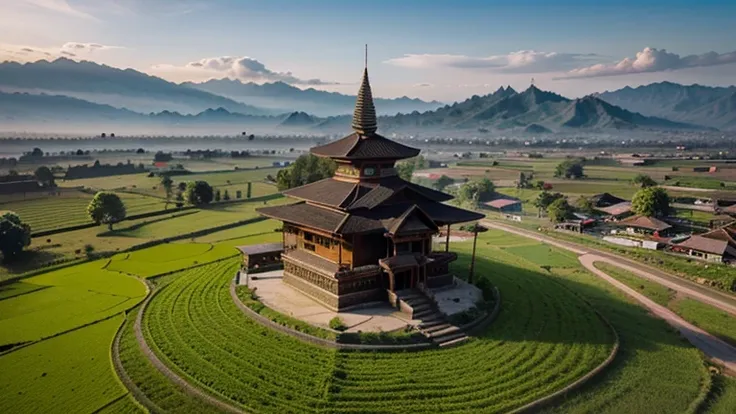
352;46;378;136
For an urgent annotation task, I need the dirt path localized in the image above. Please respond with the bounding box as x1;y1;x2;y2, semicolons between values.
580;254;736;375
480;220;736;316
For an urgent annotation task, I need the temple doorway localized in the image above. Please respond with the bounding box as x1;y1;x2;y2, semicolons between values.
394;269;414;291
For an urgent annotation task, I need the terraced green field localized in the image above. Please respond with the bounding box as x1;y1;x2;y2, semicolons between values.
141;250;614;412
108;243;239;278
0;260;146;347
0;190;166;233
449;234;713;414
0;315;130;413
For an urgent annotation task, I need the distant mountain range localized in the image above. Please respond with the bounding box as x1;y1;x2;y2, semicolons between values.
597;82;736;130
308;85;707;133
0;57;731;134
182;79;443;116
0;58;268;116
0;85;711;135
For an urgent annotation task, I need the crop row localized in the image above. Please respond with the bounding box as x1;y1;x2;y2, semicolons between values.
141;253;613;413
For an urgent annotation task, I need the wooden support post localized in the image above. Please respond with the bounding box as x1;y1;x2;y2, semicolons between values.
469;226;479;284
389;271;395;292
445;224;450;252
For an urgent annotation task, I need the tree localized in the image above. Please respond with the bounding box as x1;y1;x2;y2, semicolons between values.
533;191;564;217
223;190;231;201
534;180;545;190
154;151;173;162
87;192;126;230
185;181;214;205
632;187;671;217
517;172;530;189
433;175;454;192
632;174;657;188
395;161;415;181
457;179;495;208
177;182;187;192
547;198;573;223
236;190;243;199
276;154;337;191
246;182;252;199
34;166;55;187
554;159;585;179
160;175;173;209
136;148;145;154
574;196;595;214
31;147;43;157
214;189;222;202
0;212;31;262
175;191;184;208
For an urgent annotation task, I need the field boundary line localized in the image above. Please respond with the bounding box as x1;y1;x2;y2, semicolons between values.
0;310;132;357
135;279;247;414
0;284;51;302
508;277;620;414
111;307;163;414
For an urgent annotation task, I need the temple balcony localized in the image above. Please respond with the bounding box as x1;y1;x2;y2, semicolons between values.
428;251;458;265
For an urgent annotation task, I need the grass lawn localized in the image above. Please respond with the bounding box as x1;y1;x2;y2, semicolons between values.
594;262;736;347
503;243;580;268
0;316;130;413
670;298;736;347
705;376;736;414
594;262;676;307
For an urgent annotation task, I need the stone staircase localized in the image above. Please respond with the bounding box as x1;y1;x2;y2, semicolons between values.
394;289;468;347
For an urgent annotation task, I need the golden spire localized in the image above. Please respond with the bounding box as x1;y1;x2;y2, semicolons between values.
352;44;378;136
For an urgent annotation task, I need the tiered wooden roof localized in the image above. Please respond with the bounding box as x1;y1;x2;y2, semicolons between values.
257;63;484;236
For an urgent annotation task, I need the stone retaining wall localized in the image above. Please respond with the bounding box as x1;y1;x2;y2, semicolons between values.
229;280;433;352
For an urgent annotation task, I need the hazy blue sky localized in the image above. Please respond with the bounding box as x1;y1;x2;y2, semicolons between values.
2;0;735;102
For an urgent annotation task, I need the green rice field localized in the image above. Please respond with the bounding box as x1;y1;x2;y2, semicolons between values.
0;190;167;233
139;235;616;412
0;260;146;347
0;315;130;413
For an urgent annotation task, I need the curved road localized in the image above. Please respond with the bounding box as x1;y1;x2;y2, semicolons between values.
481;219;736;374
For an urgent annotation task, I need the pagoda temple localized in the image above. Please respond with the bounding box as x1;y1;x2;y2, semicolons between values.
257;65;484;311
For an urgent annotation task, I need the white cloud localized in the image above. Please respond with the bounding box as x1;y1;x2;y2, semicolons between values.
152;56;338;85
414;83;433;88
60;42;122;53
385;50;602;73
563;47;736;79
20;0;97;20
0;42;123;62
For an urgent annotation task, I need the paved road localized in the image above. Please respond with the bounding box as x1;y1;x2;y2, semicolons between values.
481;219;736;374
581;254;736;375
481;220;736;316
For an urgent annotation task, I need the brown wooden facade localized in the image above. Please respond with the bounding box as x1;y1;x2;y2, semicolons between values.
257;65;484;311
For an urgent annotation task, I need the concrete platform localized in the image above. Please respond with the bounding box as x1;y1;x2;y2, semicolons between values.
430;278;483;316
242;270;418;333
